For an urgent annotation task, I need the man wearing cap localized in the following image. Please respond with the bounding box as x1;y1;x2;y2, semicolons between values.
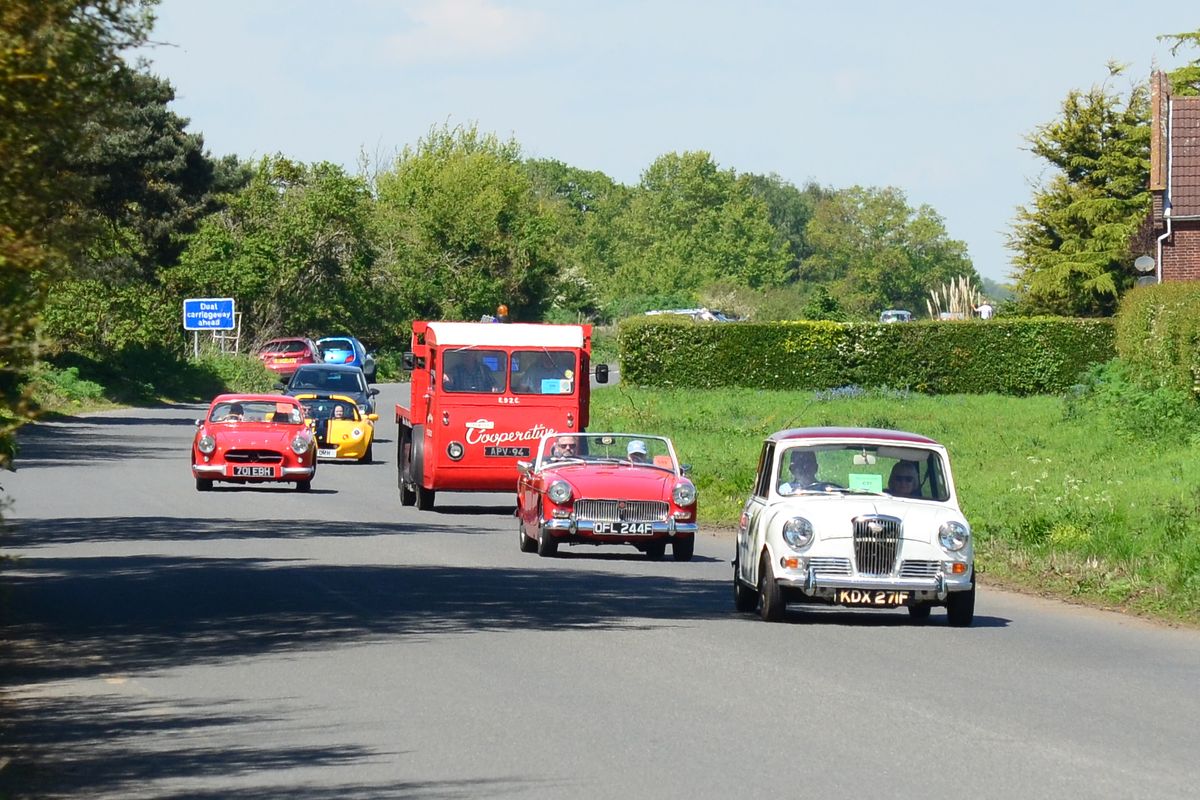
627;439;650;464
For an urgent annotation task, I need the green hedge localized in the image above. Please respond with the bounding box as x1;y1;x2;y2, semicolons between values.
1115;283;1200;395
618;316;1115;395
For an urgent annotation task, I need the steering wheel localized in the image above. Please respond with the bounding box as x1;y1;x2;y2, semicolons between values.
804;481;843;491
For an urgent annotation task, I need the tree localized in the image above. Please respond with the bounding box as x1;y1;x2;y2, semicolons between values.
165;157;379;347
373;124;558;323
803;185;976;316
66;70;250;283
607;151;791;310
742;173;832;277
1160;29;1200;96
1008;64;1150;316
1;0;156;468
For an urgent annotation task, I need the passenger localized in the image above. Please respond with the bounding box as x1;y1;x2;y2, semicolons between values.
627;439;650;464
887;461;922;498
333;405;346;420
778;449;818;495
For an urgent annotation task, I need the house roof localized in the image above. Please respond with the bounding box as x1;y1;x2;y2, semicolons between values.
1171;96;1200;217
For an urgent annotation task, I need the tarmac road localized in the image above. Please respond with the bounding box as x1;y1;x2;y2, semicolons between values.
1;381;1198;799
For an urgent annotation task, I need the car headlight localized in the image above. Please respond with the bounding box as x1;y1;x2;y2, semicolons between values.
939;520;970;552
782;517;814;550
290;435;311;455
547;480;572;505
447;441;465;460
672;482;696;507
197;435;216;454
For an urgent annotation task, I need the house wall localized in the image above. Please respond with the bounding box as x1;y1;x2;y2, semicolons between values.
1162;222;1200;282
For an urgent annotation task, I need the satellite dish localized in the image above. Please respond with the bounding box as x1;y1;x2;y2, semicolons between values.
1136;275;1157;287
1134;255;1156;273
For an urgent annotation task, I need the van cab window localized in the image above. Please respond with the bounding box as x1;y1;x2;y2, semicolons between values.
442;349;505;393
510;350;576;395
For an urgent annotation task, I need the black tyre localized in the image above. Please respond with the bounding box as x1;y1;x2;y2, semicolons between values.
734;560;758;613
360;440;373;464
758;553;785;622
295;479;312;493
518;511;537;553
536;524;558;557
645;540;667;560
400;481;416;506
908;602;933;623
195;478;213;492
416;484;435;511
672;536;694;562
947;581;976;628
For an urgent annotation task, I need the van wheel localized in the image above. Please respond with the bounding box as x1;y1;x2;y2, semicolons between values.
758;553;785;622
416;484;435;511
400;481;416;506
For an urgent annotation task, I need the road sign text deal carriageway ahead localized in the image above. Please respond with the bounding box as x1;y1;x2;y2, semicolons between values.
183;298;235;331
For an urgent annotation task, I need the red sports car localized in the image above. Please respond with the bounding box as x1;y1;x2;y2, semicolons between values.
517;432;698;560
257;337;320;378
191;394;317;492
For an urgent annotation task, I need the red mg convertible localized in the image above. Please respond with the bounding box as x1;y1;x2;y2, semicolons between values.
191;394;317;492
517;433;698;560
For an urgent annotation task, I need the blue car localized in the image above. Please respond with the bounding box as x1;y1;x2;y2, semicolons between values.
317;336;376;383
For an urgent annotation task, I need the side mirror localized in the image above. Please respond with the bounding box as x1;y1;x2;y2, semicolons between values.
367;413;379;422
402;351;415;371
595;363;609;384
273;382;286;392
681;463;692;476
516;459;532;475
369;387;380;396
194;419;204;428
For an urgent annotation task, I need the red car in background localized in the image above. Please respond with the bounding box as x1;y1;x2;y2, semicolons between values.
257;337;319;378
191;394;317;492
517;432;698;560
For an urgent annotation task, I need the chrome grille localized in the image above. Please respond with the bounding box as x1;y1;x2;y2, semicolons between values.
224;449;284;463
853;515;901;576
900;560;940;578
573;499;669;523
808;557;851;575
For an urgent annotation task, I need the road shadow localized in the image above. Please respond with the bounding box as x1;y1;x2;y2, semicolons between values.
0;692;543;799
733;606;1012;628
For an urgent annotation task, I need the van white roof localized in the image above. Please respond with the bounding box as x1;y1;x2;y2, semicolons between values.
426;322;586;348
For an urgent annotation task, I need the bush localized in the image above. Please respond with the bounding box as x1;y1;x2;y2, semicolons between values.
1064;360;1200;444
23;364;106;409
1115;282;1200;394
619;316;1114;395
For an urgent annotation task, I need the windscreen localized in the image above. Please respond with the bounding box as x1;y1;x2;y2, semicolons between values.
209;400;301;424
510;350;576;395
775;443;949;501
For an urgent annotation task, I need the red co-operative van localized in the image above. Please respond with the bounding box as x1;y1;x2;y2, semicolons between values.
397;321;607;510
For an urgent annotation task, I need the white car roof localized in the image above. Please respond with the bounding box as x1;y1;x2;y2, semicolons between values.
426;322;585;348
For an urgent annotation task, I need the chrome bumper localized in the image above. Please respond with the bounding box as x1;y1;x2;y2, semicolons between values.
778;568;973;601
282;466;316;476
543;519;699;536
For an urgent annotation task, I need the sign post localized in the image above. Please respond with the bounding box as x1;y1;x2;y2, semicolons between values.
182;298;236;358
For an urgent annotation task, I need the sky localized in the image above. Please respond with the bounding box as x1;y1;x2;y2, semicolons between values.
135;1;1199;282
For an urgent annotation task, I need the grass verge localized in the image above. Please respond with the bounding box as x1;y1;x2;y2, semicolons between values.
591;384;1200;625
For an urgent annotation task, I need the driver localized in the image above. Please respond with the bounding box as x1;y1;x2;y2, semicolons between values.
778;449;818;495
549;435;579;460
220;402;245;422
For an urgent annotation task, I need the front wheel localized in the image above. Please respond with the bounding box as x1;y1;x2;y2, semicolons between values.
672;536;694;562
758;553;785;622
295;479;312;493
400;481;416;506
416;484;435;511
908;603;933;623
536;523;558;557
359;440;373;463
195;478;213;492
645;540;667;560
946;581;976;627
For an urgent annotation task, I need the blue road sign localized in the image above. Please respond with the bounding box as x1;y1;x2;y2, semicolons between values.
183;298;236;331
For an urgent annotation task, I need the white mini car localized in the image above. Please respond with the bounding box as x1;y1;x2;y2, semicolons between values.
734;427;975;625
